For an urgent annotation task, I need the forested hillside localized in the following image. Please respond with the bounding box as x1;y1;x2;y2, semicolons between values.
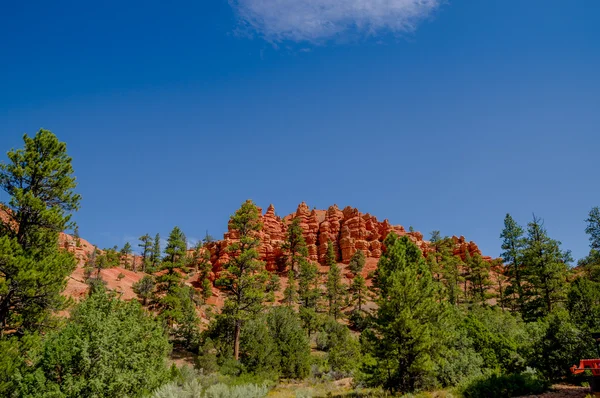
2;130;599;397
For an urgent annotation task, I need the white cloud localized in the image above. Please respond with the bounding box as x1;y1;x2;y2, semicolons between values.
229;0;442;43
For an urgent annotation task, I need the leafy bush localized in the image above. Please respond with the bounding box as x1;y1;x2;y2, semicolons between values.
460;371;549;398
20;287;172;397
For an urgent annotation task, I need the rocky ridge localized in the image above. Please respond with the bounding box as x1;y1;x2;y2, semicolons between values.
205;202;493;278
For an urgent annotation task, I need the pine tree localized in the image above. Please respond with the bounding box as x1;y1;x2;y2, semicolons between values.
349;249;366;274
585;207;600;252
215;200;269;360
522;215;571;319
152;233;161;269
500;214;525;311
138;234;153;273
349;273;367;311
190;240;213;300
164;226;187;265
298;257;320;310
73;225;81;247
282;217;309;275
283;270;297;306
0;130;80;333
581;207;600;280
120;242;133;271
363;233;448;393
467;253;492;304
325;241;343;320
133;275;155;306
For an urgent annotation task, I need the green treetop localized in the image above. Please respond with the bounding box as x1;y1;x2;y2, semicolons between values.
215;200;270;360
282;217;309;275
349;249;366;274
363;233;448;393
500;213;525;311
521;215;571;319
325;241;343;320
0;130;80;333
138;234;153;273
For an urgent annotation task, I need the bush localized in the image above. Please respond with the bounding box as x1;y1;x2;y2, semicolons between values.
460;371;549;398
38;287;171;397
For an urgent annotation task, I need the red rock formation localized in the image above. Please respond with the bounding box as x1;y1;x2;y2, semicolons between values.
205;202;495;279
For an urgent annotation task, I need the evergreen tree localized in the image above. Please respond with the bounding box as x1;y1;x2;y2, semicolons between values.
138;234;152;273
585;207;600;252
467;253;493;304
215;200;269;360
120;241;133;271
152;233;161;269
164;226;187;265
521;215;571;319
298;259;320;309
283;270;297;306
500;214;525;311
349;249;366;274
325;241;343;320
191;240;213;300
132;275;155;306
349;273;367;311
0;130;80;333
362;233;448;393
73;225;81;247
282;217;309;274
581;207;600;280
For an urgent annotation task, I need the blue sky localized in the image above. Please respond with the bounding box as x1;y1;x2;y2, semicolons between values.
1;0;598;260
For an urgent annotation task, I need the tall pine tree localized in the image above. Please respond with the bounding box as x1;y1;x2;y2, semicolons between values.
325;241;343;320
215;200;270;360
0;130;80;333
500;214;525;311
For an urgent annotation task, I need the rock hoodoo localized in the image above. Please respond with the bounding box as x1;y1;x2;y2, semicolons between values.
206;202;491;276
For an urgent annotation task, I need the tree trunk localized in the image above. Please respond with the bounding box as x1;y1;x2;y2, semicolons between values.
233;320;241;361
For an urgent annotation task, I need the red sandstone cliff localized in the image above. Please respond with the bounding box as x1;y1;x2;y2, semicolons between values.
205;202;493;276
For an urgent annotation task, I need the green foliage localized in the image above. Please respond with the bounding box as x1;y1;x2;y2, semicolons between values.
265;307;311;379
24;287;171;397
460;370;549;398
500;214;525;311
521;215;571;319
139;234;153;273
204;307;310;380
165;226;188;265
585;207;600;252
0;130;80;334
362;233;449;393
325;242;343;320
283;270;297;306
216;200;269;360
567;277;600;331
349;273;368;312
0;129;81;252
298;258;320;311
463;307;528;373
349;249;366;274
315;316;360;373
158;285;201;350
528;310;595;379
282;217;309;274
133;275;156;306
0;236;76;333
153;233;162;268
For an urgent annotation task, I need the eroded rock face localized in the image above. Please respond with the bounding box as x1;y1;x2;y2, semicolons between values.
205;202;491;276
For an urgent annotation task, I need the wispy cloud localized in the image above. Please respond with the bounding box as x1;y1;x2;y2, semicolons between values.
229;0;442;44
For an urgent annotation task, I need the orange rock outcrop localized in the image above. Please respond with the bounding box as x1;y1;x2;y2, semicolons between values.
205;202;491;276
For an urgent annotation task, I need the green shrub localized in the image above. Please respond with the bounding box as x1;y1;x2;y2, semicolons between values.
460;371;549;398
